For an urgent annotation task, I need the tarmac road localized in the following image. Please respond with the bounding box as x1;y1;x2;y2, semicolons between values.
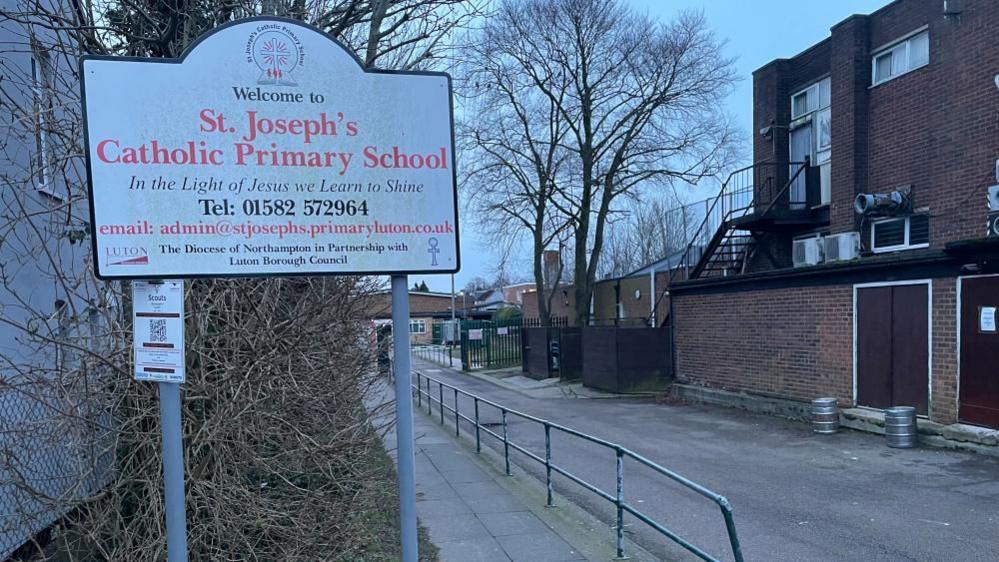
413;360;999;562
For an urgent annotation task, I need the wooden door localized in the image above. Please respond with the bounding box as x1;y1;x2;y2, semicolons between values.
857;287;893;409
959;277;999;428
856;284;929;414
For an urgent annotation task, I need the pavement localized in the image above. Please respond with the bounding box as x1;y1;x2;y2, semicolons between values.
412;359;999;562
369;376;656;562
412;407;588;561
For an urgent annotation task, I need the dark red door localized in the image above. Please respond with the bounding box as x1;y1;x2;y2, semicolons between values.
856;284;929;414
959;276;999;428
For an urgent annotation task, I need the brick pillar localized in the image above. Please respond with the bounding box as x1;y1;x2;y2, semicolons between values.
829;15;870;235
752;60;793;268
752;59;791;166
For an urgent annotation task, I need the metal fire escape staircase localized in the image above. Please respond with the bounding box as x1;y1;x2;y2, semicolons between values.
648;161;809;325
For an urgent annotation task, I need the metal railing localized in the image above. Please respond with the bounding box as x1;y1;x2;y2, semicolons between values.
413;343;456;367
646;161;809;325
412;371;744;562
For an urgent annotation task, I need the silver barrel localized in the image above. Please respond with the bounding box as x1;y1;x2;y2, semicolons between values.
885;406;918;448
811;397;840;434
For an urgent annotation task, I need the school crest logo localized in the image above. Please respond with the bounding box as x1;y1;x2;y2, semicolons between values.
246;25;304;86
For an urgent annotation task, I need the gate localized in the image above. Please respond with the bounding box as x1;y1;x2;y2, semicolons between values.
460;319;523;371
522;327;551;378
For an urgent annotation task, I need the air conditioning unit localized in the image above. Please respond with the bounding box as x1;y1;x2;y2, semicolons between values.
824;232;861;262
792;237;823;267
988;185;999;210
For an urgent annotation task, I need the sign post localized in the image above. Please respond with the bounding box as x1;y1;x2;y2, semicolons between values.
390;275;418;560
132;280;188;560
81;17;458;562
159;381;189;562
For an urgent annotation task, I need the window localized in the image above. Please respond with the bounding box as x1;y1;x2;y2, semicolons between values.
871;215;930;253
790;77;831;120
872;30;929;85
409;320;426;334
789;77;832;206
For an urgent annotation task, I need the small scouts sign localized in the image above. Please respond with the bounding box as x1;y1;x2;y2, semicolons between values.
81;19;459;279
133;281;185;383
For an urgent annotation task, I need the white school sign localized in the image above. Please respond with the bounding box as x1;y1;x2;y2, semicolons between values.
81;18;458;279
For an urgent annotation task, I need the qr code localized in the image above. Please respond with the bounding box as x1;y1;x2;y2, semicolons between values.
149;319;167;342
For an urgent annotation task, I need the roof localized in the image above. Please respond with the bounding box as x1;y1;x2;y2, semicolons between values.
623;246;705;278
374;290;453;298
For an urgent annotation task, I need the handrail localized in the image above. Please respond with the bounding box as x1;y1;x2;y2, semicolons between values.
412;371;744;562
647;160;808;325
760;159;809;218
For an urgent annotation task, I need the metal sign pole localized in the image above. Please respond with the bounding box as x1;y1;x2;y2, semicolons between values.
158;381;188;562
391;275;418;561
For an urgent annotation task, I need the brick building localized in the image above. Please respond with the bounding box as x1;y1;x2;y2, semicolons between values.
668;0;999;431
367;290;463;345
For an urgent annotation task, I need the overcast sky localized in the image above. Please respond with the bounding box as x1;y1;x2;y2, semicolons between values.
415;0;889;293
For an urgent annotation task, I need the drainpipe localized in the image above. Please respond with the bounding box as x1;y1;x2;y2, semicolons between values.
649;266;656;327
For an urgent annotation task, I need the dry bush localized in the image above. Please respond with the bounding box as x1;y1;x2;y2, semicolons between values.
1;0;483;559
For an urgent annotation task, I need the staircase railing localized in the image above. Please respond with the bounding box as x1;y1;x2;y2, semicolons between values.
647;161;808;325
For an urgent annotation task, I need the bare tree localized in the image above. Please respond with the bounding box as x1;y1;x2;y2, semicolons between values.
598;195;694;279
475;0;738;325
457;14;574;325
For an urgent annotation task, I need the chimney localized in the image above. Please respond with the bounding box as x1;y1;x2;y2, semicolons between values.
543;250;561;289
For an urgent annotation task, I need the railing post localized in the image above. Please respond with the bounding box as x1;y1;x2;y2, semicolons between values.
454;387;460;437
426;378;432;416
544;423;554;507
502;409;511;476
615;448;626;560
720;499;745;562
474;398;481;453
416;372;422;408
439;382;445;424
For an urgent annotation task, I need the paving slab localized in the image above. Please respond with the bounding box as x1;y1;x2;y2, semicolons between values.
477;511;549;537
410;392;608;561
435;537;511;561
495;532;585;562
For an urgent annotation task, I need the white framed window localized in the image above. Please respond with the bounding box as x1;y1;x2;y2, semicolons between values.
409;319;426;334
790;77;831;206
790;77;831;121
871;214;930;253
872;29;929;86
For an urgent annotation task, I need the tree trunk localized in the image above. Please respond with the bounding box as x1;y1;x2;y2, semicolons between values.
365;0;387;67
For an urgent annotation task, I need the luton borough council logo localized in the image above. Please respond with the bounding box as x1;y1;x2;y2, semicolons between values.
245;25;304;86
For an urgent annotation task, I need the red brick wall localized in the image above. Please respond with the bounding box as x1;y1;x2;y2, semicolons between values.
522;285;576;323
673;285;855;405
755;0;999;248
864;0;999;248
673;277;962;423
932;278;958;424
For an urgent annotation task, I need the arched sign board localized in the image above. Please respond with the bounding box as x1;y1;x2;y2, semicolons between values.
80;17;445;562
81;17;459;280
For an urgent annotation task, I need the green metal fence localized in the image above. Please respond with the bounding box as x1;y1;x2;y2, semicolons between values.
410;317;568;372
459;318;524;371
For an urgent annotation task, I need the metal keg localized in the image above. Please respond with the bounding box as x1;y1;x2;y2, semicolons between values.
885;406;918;448
811;398;840;434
